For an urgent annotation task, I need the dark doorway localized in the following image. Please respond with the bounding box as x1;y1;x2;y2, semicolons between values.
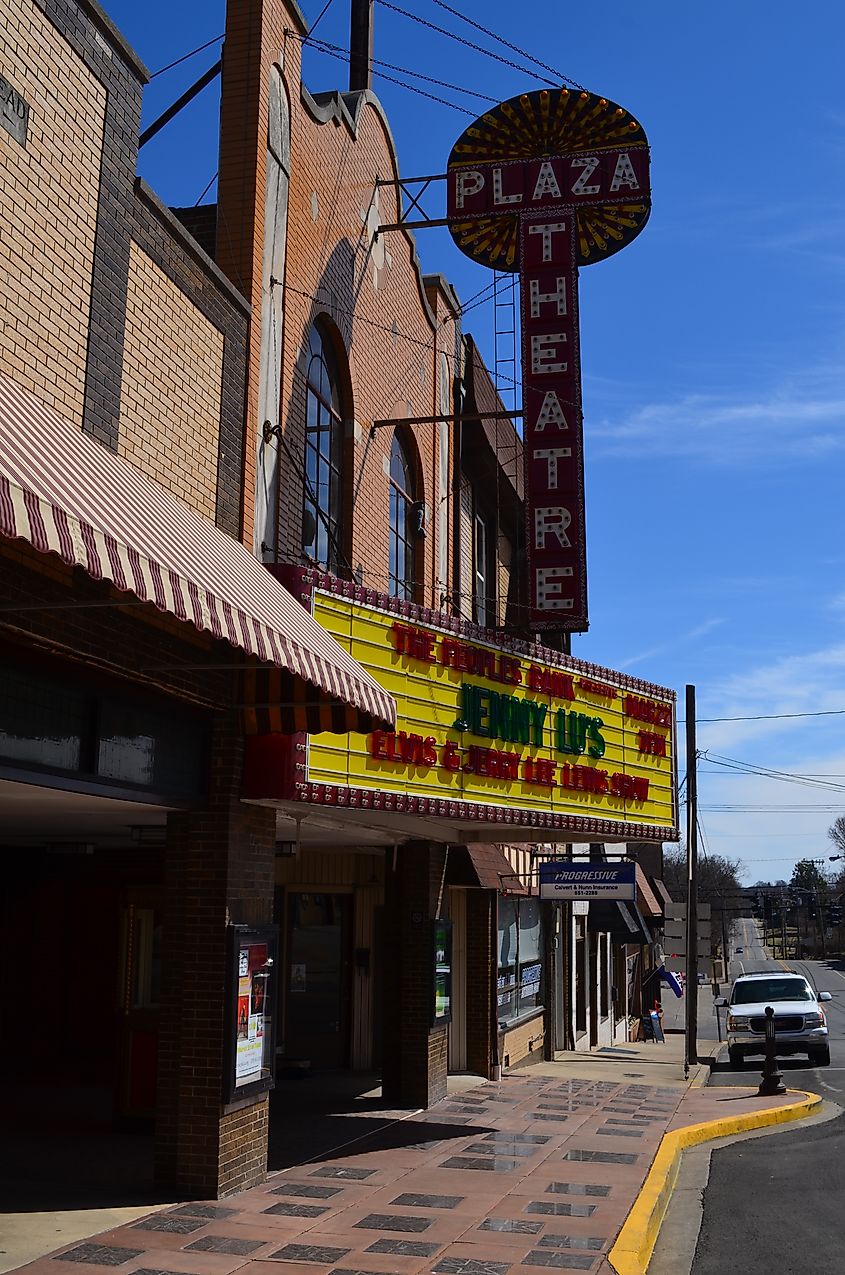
284;892;352;1068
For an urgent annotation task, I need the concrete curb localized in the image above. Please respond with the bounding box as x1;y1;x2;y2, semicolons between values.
606;1088;822;1275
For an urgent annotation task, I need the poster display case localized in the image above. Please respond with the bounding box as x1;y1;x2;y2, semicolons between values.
224;923;278;1103
432;919;453;1025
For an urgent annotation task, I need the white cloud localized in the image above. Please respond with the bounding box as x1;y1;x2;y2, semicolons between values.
589;390;845;464
683;642;845;881
619;617;724;670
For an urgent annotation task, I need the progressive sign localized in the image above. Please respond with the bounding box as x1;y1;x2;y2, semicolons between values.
539;861;636;901
268;579;678;842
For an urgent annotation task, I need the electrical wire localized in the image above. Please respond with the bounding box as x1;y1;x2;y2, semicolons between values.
680;707;845;724
431;0;585;91
305;0;337;42
193;170;218;206
702;751;845;795
301;34;499;104
298;35;474;113
376;0;563;89
150;34;224;80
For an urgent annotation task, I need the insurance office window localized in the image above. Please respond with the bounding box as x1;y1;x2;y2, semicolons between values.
497;896;543;1025
302;324;343;571
389;431;416;600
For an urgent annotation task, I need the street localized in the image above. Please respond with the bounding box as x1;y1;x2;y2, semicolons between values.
708;913;845;1102
691;915;845;1274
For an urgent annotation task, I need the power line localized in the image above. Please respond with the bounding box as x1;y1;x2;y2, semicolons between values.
301;34;474;113
376;0;562;88
702;751;845;795
305;0;338;42
431;0;585;91
679;707;845;724
194;170;218;206
301;33;499;104
150;34;224;80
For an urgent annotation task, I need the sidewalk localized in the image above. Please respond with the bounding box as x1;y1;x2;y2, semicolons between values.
5;1043;809;1275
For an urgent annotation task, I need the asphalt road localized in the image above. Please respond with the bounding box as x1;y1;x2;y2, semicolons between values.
708;914;845;1102
690;915;845;1274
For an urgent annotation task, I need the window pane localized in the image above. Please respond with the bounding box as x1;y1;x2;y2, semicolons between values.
498;898;518;965
0;668;85;771
302;324;344;568
518;897;542;964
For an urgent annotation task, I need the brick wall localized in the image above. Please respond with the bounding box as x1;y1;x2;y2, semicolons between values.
465;889;495;1077
0;0;105;425
381;840;449;1106
156;718;277;1197
120;241;224;521
216;1;460;597
2;2;249;536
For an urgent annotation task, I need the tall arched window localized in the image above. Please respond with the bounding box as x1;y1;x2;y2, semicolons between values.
389;431;416;600
302;323;344;571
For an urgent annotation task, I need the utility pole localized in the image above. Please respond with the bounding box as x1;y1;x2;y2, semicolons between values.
816;887;827;959
685;685;698;1072
349;0;375;92
780;888;787;961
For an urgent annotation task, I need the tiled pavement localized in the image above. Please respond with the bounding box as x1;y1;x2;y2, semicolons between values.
11;1073;798;1275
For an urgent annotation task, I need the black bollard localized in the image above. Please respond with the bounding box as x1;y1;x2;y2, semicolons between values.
758;1005;786;1096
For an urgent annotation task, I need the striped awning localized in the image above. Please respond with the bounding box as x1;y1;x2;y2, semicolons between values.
0;372;395;735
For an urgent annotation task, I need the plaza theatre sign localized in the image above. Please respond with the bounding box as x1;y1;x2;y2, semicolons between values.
447;89;651;632
243;573;678;844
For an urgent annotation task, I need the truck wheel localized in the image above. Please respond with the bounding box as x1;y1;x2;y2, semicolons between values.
728;1047;743;1069
811;1047;831;1067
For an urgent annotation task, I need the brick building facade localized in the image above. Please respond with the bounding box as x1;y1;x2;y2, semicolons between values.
1;0;672;1204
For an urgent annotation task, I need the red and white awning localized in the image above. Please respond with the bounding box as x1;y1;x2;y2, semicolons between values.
0;372;395;734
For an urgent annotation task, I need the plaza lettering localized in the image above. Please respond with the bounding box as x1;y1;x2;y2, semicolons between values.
448;148;648;218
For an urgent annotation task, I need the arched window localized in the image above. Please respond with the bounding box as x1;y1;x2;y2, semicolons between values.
389;431;416;600
302;323;344;570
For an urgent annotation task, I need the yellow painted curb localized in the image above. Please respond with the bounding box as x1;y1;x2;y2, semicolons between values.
607;1089;822;1275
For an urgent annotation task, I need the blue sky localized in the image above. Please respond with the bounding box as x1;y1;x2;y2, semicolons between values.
103;0;845;884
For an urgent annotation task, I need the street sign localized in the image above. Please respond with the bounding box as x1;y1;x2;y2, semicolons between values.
539;860;635;901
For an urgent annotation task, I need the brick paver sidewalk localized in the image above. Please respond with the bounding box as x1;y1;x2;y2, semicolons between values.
14;1072;797;1275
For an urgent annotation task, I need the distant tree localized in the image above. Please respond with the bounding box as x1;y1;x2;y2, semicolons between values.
663;845;743;906
790;859;829;899
828;815;845;856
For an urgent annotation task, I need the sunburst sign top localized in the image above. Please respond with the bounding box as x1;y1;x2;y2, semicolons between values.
447;87;650;270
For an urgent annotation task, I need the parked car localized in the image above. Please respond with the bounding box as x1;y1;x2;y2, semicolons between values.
716;972;832;1067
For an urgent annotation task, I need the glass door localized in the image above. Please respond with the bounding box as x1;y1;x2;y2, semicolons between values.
284;892;351;1068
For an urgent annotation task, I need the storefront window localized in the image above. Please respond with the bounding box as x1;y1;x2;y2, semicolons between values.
498;896;543;1025
0;665;206;798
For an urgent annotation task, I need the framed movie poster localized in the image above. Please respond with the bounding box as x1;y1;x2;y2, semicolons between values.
224;923;278;1103
432;919;453;1025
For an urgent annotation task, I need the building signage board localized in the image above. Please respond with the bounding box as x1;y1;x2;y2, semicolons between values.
446;88;651;632
259;576;679;842
539;861;636;901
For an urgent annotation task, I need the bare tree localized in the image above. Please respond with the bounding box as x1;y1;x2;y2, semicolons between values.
663;845;743;906
828;815;845;856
